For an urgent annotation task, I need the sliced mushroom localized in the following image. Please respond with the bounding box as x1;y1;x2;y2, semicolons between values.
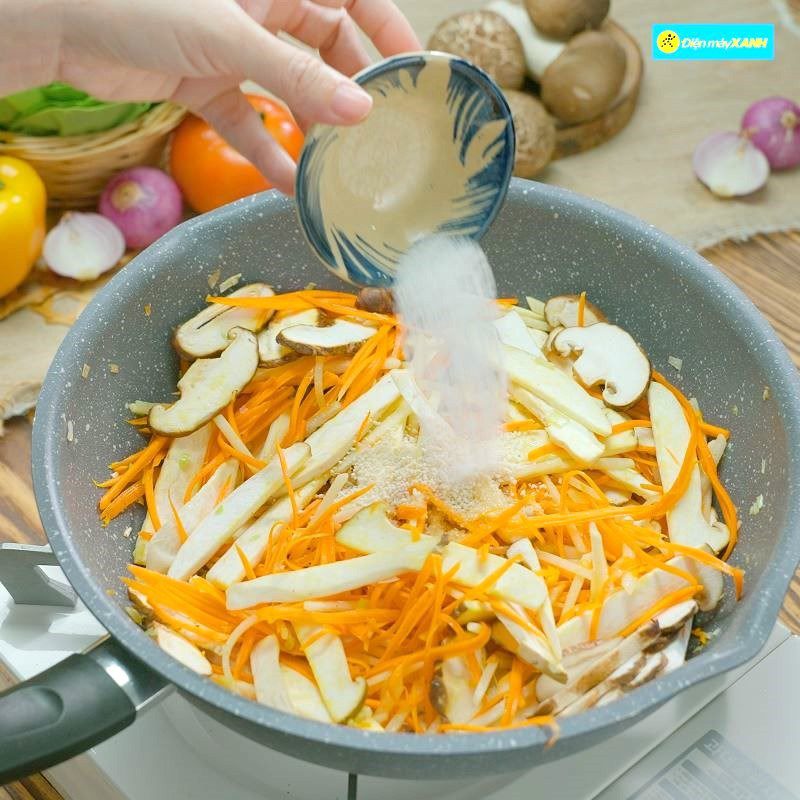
277;318;376;356
494;310;548;361
257;308;320;366
207;478;324;589
510;384;604;463
431;657;476;723
154;624;212;675
625;650;667;690
552;323;651;410
653;599;698;636
226;540;435;609
294;624;366;722
146;458;240;573
503;90;556;179
281;665;333;722
149;328;259;436
291;373;400;488
661;621;692;674
558;652;647;716
544;295;606;329
174;283;274;359
251;635;294;713
535;619;663;716
498;606;566;681
649;382;730;553
504;345;612;435
167;442;310;581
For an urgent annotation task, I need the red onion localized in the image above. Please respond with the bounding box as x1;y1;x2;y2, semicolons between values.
44;212;125;281
741;96;800;170
99;167;183;249
693;131;769;198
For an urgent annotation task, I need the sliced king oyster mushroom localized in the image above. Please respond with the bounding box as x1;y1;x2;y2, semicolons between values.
154;624;212;675
544;295;606;329
226;540;435;609
626;650;668;690
649;382;730;553
494;311;548;361
294;624;366;722
277;318;376;356
257;308;320;366
552;323;652;410
167;442;310;581
149;328;258;436
250;634;294;713
281;665;333;722
558;652;648;716
661;620;692;674
174;283;274;359
430;657;476;723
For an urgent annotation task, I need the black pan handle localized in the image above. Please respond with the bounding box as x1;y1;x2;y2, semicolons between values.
0;637;168;784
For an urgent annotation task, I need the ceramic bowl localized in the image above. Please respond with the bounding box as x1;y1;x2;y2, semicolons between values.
295;51;515;286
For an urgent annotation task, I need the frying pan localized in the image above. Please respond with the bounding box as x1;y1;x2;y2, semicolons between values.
2;180;800;784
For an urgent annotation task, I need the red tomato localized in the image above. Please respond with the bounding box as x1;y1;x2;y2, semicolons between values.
170;94;304;213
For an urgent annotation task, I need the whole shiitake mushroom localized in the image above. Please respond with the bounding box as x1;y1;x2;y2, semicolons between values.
524;0;610;41
504;90;556;177
427;11;526;90
540;31;626;124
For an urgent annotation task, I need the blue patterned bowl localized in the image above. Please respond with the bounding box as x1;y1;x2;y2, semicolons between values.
295;51;515;286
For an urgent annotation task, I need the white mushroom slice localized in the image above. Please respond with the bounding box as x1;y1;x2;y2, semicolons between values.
602;409;638;455
558;653;649;716
430;657;475;724
649;382;730;553
595;687;625;708
336;504;548;611
544;295;606;329
149;328;259;436
561;638;622;670
535;619;664;716
701;435;727;518
167;442;310;581
553;324;652;410
598;464;660;501
527;327;548;350
257;309;320;366
277;318;376;356
494;311;547;361
442;542;546;612
146;459;239;573
498;606;566;682
653;599;699;636
626;650;668;690
251;635;294;713
510;385;604;463
281;666;333;722
525;296;546;316
154;624;212;675
509;305;549;331
174;283;274;359
661;621;692;674
504;345;612;436
226;540;435;609
207;478;324;588
257;412;290;462
294;624;366;722
291;373;400;488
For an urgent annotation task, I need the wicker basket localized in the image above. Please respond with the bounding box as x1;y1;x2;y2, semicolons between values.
0;103;186;208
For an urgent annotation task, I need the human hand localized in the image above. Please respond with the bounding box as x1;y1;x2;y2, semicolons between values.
5;0;420;194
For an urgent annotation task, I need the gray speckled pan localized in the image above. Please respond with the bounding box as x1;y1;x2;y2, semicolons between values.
3;179;800;783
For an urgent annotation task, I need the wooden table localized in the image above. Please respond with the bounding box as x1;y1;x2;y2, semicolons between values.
1;231;799;799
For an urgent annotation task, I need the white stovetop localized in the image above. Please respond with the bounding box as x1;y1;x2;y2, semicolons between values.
1;576;798;800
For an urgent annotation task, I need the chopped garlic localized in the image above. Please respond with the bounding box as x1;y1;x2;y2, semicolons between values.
122;526;132;539
749;494;764;516
81;363;91;379
218;273;242;293
732;404;739;416
763;386;771;401
667;355;683;372
144;303;152;317
66;419;74;442
108;363;120;374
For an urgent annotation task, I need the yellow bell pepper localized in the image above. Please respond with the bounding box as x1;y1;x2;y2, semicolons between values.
0;157;46;297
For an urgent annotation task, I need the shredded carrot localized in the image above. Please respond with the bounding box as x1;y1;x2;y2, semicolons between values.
504;419;543;432
577;291;587;327
615;585;701;638
528;442;562;462
235;544;257;581
611;419;652;434
355;412;372;442
276;446;299;525
168;495;188;544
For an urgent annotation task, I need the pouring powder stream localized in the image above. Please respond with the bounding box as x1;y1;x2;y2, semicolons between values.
393;236;507;482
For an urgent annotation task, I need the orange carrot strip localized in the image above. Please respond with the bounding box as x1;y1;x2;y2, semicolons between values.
615;585;701;638
577;291;587;327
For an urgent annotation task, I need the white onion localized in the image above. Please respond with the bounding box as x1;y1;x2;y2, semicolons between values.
44;212;125;281
693;131;770;198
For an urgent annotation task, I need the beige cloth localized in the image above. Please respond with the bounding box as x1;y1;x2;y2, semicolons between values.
403;0;800;249
1;0;798;429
